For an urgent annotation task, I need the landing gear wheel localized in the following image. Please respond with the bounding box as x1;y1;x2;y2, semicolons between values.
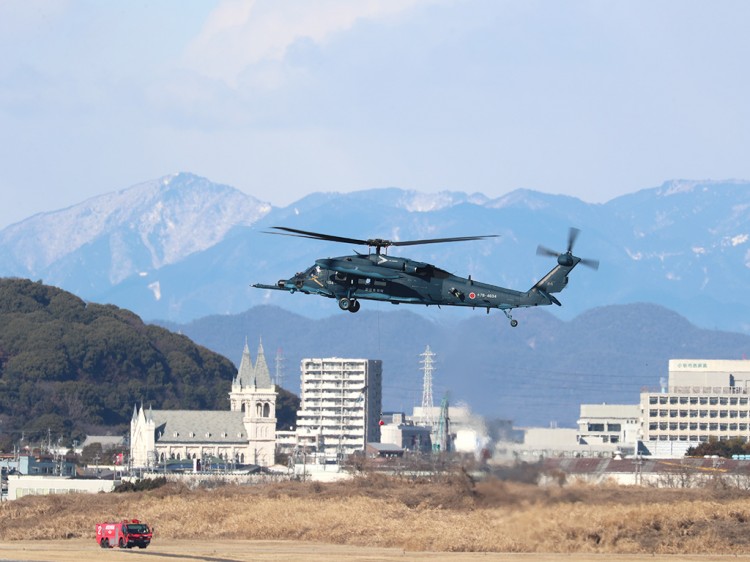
348;300;361;313
338;297;351;311
510;319;518;328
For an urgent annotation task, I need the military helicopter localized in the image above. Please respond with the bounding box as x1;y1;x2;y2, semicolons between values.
253;226;598;327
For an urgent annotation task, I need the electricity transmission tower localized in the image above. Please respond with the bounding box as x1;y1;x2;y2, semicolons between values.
419;345;435;426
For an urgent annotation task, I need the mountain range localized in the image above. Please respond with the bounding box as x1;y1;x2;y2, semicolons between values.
2;173;750;427
2;173;748;334
158;302;750;427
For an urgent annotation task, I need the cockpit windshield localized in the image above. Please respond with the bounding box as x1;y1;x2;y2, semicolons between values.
303;265;321;278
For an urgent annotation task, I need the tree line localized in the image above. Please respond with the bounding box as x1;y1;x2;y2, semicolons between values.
0;278;298;450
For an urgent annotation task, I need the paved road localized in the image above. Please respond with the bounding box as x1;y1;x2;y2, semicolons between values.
1;540;750;562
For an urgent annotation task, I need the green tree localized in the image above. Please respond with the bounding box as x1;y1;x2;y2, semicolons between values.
81;442;104;464
687;436;748;458
276;386;300;430
0;279;237;442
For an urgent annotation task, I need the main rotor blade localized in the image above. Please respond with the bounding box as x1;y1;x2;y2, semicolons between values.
567;227;581;253
391;235;499;247
268;227;369;246
536;245;560;258
268;227;498;249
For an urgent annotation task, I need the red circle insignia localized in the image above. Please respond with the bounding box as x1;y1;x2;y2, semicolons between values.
469;292;476;299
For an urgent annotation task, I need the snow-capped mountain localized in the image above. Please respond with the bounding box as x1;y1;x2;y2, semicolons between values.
0;175;748;334
0;173;270;296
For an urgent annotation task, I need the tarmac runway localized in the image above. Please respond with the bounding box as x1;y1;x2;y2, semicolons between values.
2;540;750;562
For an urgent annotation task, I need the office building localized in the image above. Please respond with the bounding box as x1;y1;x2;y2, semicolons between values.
640;359;750;452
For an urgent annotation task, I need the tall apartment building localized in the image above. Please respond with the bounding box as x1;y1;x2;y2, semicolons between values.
640;360;750;448
295;358;382;459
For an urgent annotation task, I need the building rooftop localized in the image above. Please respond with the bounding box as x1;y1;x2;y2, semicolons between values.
148;410;248;444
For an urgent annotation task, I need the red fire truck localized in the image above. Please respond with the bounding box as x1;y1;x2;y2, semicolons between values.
95;519;152;549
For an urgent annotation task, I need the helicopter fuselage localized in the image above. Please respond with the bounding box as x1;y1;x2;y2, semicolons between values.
252;226;595;327
254;252;579;324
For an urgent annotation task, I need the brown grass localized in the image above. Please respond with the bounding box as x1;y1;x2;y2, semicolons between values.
3;473;750;553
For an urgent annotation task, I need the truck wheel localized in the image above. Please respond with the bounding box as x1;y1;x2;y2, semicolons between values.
119;538;125;548
101;538;109;548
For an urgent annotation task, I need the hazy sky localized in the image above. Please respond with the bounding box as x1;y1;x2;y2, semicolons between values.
1;0;749;229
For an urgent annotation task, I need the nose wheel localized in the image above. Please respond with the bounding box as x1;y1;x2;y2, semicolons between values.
338;297;360;313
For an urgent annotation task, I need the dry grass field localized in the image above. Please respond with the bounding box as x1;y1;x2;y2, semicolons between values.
2;470;750;555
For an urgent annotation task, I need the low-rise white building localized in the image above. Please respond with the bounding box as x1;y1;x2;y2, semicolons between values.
411;404;489;456
577;403;640;454
493;404;641;460
7;474;117;500
380;413;432;453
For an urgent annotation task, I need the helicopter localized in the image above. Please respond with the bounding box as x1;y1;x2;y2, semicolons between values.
252;226;598;327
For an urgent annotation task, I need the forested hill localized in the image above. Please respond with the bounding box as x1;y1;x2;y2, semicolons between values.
0;278;239;447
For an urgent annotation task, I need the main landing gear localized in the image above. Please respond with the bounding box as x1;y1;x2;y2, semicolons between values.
503;309;518;327
338;297;361;313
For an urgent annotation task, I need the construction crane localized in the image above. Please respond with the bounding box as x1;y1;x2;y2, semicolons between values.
433;395;451;453
274;347;285;388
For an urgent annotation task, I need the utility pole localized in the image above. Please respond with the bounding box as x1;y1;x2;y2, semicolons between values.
633;453;643;485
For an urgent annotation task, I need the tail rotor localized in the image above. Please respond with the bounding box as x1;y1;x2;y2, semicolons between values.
536;227;599;270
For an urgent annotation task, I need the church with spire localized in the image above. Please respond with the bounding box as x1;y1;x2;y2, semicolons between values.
130;340;277;468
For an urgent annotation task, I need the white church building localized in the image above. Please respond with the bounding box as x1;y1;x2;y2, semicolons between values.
130;341;277;468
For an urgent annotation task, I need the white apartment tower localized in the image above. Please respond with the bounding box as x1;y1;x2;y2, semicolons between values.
296;358;382;458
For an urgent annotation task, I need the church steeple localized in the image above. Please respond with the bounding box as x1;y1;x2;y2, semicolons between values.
235;339;255;387
230;337;277;415
253;339;273;389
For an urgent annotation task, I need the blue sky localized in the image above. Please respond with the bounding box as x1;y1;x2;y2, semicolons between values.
1;0;749;229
